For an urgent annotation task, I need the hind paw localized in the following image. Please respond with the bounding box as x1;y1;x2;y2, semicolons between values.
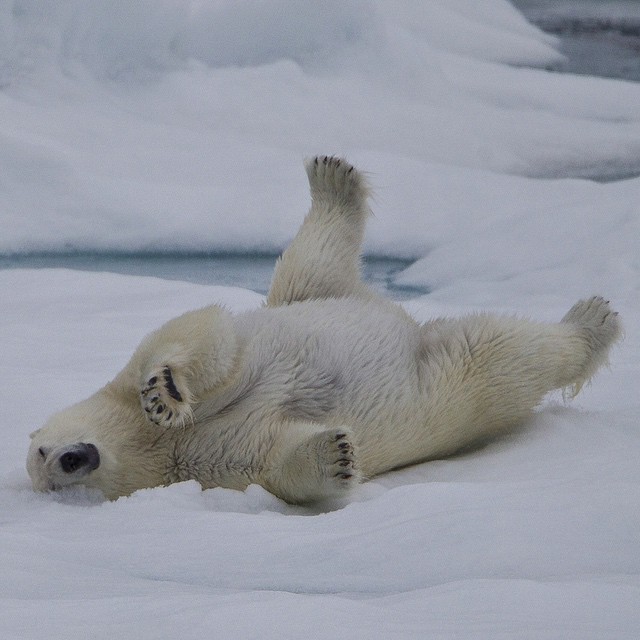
304;155;368;207
562;296;622;347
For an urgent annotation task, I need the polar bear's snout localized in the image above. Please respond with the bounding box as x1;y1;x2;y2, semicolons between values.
28;440;102;493
58;443;100;475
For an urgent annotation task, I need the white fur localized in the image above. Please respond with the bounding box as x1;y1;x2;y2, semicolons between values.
27;156;623;503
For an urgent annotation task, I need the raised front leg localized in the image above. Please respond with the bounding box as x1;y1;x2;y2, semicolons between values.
140;365;191;428
260;422;361;504
267;156;374;307
122;305;239;428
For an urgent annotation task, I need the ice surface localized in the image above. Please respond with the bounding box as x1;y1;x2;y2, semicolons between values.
1;0;640;254
1;1;640;638
2;269;639;640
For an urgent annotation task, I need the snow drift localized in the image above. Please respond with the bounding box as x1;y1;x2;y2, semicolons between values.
1;2;640;638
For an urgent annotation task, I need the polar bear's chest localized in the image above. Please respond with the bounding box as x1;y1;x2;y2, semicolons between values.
161;301;422;490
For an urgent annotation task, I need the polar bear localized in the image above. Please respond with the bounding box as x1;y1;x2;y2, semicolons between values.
27;156;622;503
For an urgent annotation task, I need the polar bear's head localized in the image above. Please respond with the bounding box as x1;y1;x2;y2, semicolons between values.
27;384;170;500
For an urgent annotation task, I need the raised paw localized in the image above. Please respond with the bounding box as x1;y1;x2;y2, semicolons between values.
304;155;368;208
563;296;612;326
561;296;622;349
140;366;192;428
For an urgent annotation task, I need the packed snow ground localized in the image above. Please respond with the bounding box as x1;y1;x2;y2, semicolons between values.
1;1;640;638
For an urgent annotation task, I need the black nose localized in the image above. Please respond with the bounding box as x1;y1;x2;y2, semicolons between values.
59;443;100;474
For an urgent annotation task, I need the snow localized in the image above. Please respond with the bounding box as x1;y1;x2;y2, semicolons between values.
1;1;640;638
2;0;640;254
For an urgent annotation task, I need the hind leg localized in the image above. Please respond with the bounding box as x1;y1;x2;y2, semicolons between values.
260;422;361;504
267;156;374;307
477;296;621;402
478;296;622;409
415;297;622;458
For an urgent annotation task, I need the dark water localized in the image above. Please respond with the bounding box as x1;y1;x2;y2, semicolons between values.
511;0;640;181
0;252;427;300
512;0;640;82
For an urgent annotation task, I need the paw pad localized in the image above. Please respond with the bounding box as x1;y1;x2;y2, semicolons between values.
305;155;366;205
140;366;190;428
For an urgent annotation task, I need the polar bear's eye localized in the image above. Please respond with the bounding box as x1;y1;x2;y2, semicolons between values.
38;447;47;460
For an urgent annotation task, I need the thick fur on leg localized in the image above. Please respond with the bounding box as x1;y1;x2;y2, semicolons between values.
261;423;361;504
560;296;622;396
267;155;374;307
117;305;239;429
403;299;622;463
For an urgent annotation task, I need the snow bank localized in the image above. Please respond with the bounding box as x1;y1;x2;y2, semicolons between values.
390;166;640;308
2;0;555;79
1;0;640;260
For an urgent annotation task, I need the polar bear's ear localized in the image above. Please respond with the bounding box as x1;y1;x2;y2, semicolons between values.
29;428;42;439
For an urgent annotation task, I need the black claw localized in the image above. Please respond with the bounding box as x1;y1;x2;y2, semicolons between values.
148;376;157;386
339;474;352;480
323;156;328;164
163;367;183;402
338;442;350;450
156;404;164;414
335;433;347;441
